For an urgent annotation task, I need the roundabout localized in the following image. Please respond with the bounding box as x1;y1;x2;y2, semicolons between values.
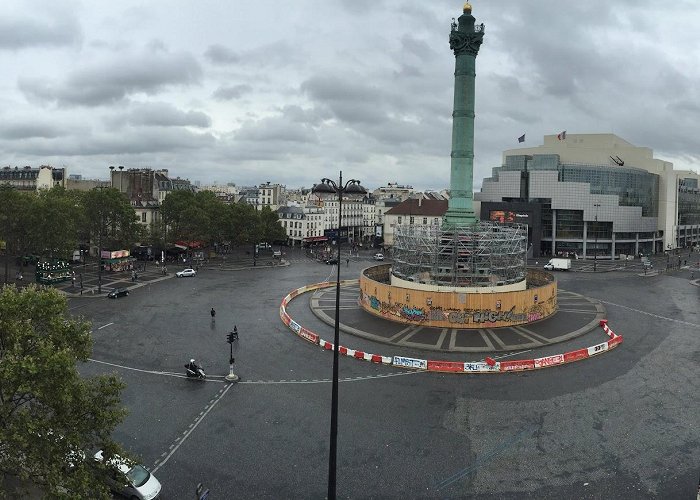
65;250;698;498
280;278;622;373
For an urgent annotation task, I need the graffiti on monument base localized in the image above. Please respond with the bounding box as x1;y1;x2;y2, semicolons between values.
471;306;526;324
361;290;555;325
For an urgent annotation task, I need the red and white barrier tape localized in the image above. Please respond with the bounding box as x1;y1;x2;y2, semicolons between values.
280;283;622;374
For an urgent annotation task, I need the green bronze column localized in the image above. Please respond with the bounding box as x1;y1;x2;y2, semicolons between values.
444;2;484;227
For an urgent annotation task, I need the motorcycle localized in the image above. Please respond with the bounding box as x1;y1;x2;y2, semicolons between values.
185;363;206;380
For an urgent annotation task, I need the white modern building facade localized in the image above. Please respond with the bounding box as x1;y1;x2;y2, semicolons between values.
475;133;700;258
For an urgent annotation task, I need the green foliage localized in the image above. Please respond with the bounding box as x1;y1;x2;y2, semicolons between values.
0;187;35;282
258;206;287;244
0;285;128;499
30;189;81;259
81;188;139;250
0;184;289;265
159;190;194;244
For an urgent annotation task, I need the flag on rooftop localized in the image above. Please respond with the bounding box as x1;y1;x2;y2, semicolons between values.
557;130;567;140
518;134;525;143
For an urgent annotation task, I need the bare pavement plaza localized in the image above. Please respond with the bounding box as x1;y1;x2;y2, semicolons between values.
48;248;699;498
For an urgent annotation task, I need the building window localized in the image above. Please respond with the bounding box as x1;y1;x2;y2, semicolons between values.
410;217;415;225
398;216;402;224
141;213;147;223
423;217;427;225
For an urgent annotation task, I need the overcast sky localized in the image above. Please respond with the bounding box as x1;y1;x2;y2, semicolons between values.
1;0;698;191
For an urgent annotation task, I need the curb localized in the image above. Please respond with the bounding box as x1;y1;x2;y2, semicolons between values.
280;282;623;374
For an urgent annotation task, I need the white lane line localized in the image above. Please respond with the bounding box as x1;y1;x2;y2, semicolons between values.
87;358;426;384
152;382;234;474
599;299;700;327
491;349;533;361
97;322;114;330
87;358;225;382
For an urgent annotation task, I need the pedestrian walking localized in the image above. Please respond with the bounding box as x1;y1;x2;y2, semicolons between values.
346;258;350;267
210;307;216;319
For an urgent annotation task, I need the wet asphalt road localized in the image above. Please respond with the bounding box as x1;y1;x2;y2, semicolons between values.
71;248;699;499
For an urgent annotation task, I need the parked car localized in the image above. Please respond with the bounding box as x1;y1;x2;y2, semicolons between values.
94;450;162;500
325;257;339;265
107;287;129;299
176;268;196;278
373;253;384;261
272;250;282;258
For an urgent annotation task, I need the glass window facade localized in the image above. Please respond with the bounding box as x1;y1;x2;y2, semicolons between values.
556;210;583;239
560;165;658;217
678;187;700;225
490;156;659;218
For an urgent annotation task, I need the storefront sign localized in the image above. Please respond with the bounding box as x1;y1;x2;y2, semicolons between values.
101;249;130;259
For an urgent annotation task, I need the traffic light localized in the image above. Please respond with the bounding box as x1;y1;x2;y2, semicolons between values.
227;332;234;344
232;325;238;340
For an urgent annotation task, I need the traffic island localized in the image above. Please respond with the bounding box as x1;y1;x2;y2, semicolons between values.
280;282;621;374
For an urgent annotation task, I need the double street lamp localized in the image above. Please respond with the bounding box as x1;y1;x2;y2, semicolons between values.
311;172;365;500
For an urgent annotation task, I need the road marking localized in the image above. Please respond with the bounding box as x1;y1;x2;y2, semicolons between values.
599;300;700;327
87;358;425;384
97;322;114;330
87;358;226;382
491;349;532;361
434;424;537;491
152;382;235;474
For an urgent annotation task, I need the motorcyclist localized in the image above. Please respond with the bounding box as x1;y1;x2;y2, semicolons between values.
185;358;200;376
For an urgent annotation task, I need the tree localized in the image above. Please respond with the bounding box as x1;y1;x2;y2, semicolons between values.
29;188;81;260
0;285;129;498
82;188;139;251
258;206;287;245
0;187;35;283
159;190;194;245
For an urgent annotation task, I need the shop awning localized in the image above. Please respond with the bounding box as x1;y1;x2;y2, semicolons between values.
175;240;206;249
101;257;136;263
304;236;329;242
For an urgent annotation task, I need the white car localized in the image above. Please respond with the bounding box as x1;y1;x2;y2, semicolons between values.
373;253;384;261
94;451;162;500
176;268;196;278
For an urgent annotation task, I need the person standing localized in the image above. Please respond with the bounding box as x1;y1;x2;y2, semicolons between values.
210;307;216;320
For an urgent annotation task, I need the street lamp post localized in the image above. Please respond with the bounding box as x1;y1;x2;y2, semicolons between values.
312;172;365;500
593;203;601;272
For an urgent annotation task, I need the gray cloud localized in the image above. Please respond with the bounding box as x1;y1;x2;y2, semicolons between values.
1;0;699;190
0;13;81;49
0;121;64;140
5;127;215;157
234;116;318;144
204;44;239;64
212;84;252;101
19;49;202;107
123;102;211;128
301;75;389;125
